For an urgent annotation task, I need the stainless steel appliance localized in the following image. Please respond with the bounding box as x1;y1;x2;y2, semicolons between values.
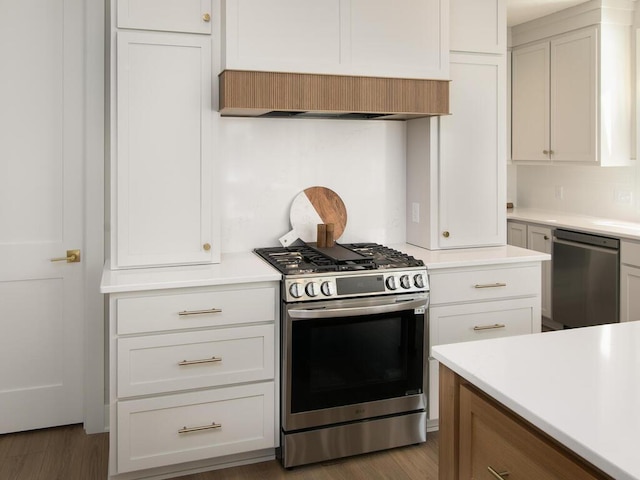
254;243;429;468
552;229;620;328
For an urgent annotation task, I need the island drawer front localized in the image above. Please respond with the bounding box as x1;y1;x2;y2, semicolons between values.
116;286;277;334
117;382;275;473
429;298;537;353
429;265;540;305
621;240;640;266
117;325;275;397
459;384;607;480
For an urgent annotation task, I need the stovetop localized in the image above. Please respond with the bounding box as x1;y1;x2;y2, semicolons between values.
254;242;424;275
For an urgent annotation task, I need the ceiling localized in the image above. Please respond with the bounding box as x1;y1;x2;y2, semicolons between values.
507;0;590;26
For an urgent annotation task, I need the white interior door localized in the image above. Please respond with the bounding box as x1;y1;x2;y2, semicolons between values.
0;0;85;433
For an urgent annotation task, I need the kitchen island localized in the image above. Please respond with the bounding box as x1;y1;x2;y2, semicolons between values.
433;321;640;480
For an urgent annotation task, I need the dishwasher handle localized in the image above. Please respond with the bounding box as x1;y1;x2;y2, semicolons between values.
553;229;619;250
553;237;619;255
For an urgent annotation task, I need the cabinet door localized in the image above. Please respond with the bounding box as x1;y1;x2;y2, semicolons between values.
222;0;447;79
222;0;342;74
459;384;603;480
450;0;505;54
507;221;527;248
348;0;448;79
115;32;216;268
551;27;597;163
438;54;506;248
511;41;550;162
117;0;212;34
527;225;552;319
620;264;640;322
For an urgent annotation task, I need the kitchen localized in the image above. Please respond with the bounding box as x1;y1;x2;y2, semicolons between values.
1;0;639;479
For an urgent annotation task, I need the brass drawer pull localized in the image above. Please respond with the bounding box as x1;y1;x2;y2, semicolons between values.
474;323;506;331
487;466;510;479
474;282;507;289
178;422;221;434
178;356;222;366
178;308;222;316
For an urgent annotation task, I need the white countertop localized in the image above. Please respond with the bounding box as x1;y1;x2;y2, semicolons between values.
508;208;640;242
396;243;550;270
100;252;281;293
100;243;549;294
433;322;640;480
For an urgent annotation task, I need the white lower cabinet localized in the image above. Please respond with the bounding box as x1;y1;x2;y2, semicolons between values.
108;282;279;479
427;263;542;427
621;240;640;323
507;220;552;320
117;383;275;473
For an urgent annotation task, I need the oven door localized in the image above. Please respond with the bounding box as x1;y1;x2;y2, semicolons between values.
283;293;428;432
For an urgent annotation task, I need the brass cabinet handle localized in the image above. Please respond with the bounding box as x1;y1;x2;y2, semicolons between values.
202;12;211;22
178;422;221;434
474;323;506;331
50;249;81;263
487;466;510;479
474;283;507;289
442;231;450;238
178;308;222;316
544;235;550;240
203;243;211;251
178;356;222;366
543;149;549;155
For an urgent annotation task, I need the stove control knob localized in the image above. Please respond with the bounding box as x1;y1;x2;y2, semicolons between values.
414;274;425;289
321;281;335;297
305;282;320;297
400;275;411;289
289;282;304;299
386;276;398;290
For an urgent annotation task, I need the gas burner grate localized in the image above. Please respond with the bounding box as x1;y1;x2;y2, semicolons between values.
254;243;423;275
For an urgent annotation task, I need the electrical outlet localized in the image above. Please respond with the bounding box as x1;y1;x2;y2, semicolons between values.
554;186;564;200
412;203;420;223
615;189;633;205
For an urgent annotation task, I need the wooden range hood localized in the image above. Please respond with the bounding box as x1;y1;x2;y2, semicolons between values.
219;70;450;120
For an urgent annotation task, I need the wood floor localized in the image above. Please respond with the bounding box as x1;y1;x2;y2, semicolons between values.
0;425;439;480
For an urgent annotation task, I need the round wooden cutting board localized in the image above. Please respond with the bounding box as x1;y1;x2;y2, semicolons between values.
279;186;348;247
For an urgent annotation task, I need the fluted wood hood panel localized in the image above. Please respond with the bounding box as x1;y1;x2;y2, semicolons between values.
219;70;450;120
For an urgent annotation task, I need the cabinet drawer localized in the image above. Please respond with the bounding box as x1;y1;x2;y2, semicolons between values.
117;325;275;397
116;286;277;334
429;265;540;305
459;384;605;479
117;382;275;473
429;298;539;352
621;240;640;266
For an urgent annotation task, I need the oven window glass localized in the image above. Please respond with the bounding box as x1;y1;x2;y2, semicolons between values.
290;311;424;413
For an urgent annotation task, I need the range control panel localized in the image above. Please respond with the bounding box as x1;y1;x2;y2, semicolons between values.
284;268;429;302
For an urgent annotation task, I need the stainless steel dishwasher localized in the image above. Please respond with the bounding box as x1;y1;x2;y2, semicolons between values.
552;229;619;328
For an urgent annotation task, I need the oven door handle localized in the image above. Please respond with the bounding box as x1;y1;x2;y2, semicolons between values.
288;297;427;319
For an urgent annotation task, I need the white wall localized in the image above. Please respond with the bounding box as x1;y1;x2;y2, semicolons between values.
216;116;408;253
515;164;640;221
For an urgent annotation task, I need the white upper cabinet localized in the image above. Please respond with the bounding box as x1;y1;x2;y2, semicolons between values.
221;0;449;79
511;2;633;166
117;0;213;34
512;29;597;164
406;0;506;250
449;0;505;53
511;41;550;162
113;31;217;268
436;54;506;248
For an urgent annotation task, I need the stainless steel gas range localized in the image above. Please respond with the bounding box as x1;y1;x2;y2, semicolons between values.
254;242;429;468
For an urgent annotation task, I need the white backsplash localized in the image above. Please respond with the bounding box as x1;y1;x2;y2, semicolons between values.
514;163;640;222
217;116;407;253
